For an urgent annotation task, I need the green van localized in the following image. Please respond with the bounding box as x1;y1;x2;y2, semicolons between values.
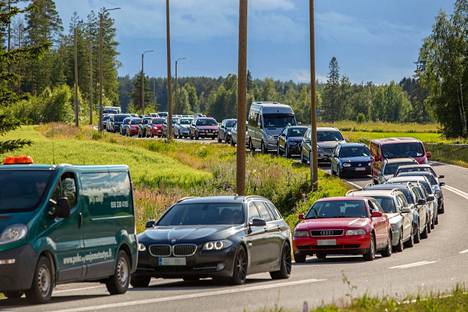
0;158;138;303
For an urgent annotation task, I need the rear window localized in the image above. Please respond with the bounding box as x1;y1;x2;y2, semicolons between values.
397;166;436;176
381;142;425;159
226;120;236;127
370;196;397;213
384;162;417;175
398;172;437;186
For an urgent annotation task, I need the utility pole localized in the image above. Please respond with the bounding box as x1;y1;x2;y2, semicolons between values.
98;7;120;131
174;57;186;114
166;0;173;141
309;0;319;190
74;27;79;127
141;50;154;114
89;43;94;125
7;0;11;52
236;0;248;195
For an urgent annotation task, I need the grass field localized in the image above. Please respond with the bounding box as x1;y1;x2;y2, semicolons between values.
257;284;468;312
2;124;349;231
319;121;442;134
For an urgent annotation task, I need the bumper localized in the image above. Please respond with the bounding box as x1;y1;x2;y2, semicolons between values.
341;167;371;176
287;143;301;154
151;128;163;136
293;235;370;256
0;244;38;292
197;132;218;138
134;246;236;278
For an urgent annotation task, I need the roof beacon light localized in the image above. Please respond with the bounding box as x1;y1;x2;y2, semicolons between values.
3;155;34;165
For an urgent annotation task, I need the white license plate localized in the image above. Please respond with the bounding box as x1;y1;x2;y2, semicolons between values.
355;167;366;171
158;257;186;266
317;239;336;246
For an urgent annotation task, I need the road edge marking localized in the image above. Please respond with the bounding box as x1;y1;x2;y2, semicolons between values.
389;260;438;270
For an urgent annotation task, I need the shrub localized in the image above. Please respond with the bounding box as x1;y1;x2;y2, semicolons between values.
356;113;366;124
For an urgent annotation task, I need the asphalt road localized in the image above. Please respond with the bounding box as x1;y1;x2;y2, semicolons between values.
2;157;468;312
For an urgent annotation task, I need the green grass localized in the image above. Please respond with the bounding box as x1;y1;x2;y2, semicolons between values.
319;121;441;134
256;285;468;311
2;124;349;232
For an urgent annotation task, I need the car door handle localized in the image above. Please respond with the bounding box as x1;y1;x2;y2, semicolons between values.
78;212;83;228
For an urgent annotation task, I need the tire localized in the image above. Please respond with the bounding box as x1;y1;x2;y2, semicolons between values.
260;141;267;154
249;139;255;152
429;219;433;232
364;234;376;261
394;231;404;252
130;275;151;288
294;253;306;263
26;256;54;304
337;167;343;178
230;247;248;285
381;234;392;257
4;291;23;299
439;202;445;214
300;151;305;164
421;221;429;239
435;214;439;225
285;146;290;158
106;250;131;295
316;253;327;260
231;139;235;146
270;244;292;280
218;137;222;143
405;228;414;248
414;225;421;244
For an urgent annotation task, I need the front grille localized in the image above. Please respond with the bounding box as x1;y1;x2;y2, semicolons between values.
149;244;171;257
350;162;369;168
324;148;334;154
313;244;360;250
173;244;197;256
310;229;343;237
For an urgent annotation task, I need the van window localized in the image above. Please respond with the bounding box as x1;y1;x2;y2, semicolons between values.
263;114;295;129
80;171;131;217
381;142;425;159
52;173;78;209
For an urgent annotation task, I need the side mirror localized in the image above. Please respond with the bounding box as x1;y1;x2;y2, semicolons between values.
427;195;435;202
298;213;305;220
439;175;445;179
417;199;426;206
49;197;70;218
145;220;156;229
401;207;411;214
426;151;432;159
439;182;446;187
249;218;267;227
371;211;383;218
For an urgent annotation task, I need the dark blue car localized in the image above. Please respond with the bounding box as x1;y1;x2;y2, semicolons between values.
330;143;372;177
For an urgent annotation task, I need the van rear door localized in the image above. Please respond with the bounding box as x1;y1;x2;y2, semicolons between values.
80;170;133;280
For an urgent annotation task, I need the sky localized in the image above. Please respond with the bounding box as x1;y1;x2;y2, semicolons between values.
55;0;456;84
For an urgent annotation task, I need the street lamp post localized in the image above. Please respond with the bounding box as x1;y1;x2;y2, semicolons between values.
309;0;318;190
74;26;79;127
141;50;155;113
236;0;248;195
166;0;173;141
174;57;186;114
98;7;120;132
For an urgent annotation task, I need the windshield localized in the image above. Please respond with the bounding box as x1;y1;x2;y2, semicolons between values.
370;196;397;213
115;114;130;122
180;119;192;125
317;131;343;142
384;162;416;175
306;200;368;219
382;142;425;158
287;127;307;137
263;114;296;129
103;109;119;114
226;120;236;127
0;170;53;213
157;203;245;225
339;146;370;158
398;173;437;186
130;118;142;125
152;118;164;125
196;119;218;126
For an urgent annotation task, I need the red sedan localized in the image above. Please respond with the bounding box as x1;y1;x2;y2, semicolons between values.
146;118;165;137
293;197;392;262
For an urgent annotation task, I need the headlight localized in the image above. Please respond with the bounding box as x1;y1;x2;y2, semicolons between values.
203;240;232;251
368;162;371;166
138;243;146;252
0;224;28;245
293;230;309;238
346;229;366;236
342;162;351;168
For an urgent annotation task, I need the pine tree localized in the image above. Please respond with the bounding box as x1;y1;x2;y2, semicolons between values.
322;57;341;121
0;1;46;153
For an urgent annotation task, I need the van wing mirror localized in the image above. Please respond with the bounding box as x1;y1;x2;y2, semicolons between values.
49;197;70;218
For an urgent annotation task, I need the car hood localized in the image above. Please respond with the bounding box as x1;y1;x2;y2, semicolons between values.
196;126;218;130
296;217;370;230
139;224;241;243
340;156;371;163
